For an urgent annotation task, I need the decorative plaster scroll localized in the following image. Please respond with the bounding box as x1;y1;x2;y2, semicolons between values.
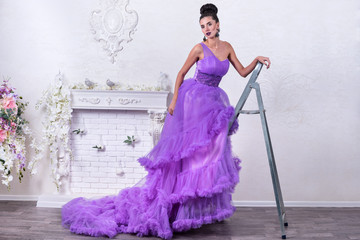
118;97;141;105
148;110;167;146
105;97;112;105
90;0;138;63
71;90;169;110
79;97;101;105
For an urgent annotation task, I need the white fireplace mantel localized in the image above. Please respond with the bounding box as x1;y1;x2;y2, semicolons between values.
70;89;171;148
71;90;170;111
37;89;171;208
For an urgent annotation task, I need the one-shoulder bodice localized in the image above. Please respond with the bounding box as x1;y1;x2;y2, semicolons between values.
193;42;230;87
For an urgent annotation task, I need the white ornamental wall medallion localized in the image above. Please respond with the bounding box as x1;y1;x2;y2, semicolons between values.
90;0;138;63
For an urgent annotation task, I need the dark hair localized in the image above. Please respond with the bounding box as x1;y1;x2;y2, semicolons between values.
199;3;219;23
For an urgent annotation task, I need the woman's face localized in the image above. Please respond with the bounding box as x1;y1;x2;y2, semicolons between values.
200;16;219;39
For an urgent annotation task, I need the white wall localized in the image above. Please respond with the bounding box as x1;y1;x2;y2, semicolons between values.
0;0;359;202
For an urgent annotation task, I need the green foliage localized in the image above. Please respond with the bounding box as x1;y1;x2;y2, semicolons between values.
72;129;85;135
124;135;136;145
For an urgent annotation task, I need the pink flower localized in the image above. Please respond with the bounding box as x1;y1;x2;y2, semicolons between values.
0;129;7;143
10;122;17;132
2;96;17;112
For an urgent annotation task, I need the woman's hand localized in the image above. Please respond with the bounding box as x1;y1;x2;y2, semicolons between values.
256;56;271;69
168;99;176;115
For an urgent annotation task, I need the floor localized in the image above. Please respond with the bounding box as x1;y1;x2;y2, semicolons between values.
0;201;359;240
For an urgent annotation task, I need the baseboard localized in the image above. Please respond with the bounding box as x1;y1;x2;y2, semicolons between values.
0;195;38;201
1;195;360;208
36;194;78;208
232;201;360;208
36;194;104;208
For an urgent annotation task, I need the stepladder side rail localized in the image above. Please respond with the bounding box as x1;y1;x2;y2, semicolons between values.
228;61;288;239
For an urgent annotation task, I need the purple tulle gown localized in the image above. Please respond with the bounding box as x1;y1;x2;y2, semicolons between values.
62;42;241;239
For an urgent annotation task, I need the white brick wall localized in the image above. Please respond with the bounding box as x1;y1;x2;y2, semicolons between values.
70;109;152;195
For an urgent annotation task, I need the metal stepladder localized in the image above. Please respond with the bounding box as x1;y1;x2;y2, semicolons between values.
228;62;288;239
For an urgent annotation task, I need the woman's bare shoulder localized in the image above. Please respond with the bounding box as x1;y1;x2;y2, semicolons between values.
192;43;203;52
222;40;234;50
187;43;203;58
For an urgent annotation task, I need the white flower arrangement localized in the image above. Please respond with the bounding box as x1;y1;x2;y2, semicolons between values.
35;73;73;190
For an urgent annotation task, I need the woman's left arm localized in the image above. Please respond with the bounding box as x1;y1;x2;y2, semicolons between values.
226;42;271;78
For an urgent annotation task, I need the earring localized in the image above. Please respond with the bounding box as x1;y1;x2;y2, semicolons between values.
203;36;207;41
215;29;220;37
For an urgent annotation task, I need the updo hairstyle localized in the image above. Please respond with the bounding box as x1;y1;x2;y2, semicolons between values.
200;3;220;41
199;3;219;23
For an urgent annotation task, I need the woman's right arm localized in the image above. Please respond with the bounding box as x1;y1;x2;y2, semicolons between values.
168;44;202;115
227;42;271;78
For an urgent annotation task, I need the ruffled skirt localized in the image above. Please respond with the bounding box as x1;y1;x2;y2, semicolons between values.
62;78;241;239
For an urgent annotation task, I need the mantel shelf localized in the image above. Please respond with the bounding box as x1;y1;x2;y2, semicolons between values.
70;90;171;111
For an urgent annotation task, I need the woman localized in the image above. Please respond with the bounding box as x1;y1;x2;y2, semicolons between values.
62;3;270;240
